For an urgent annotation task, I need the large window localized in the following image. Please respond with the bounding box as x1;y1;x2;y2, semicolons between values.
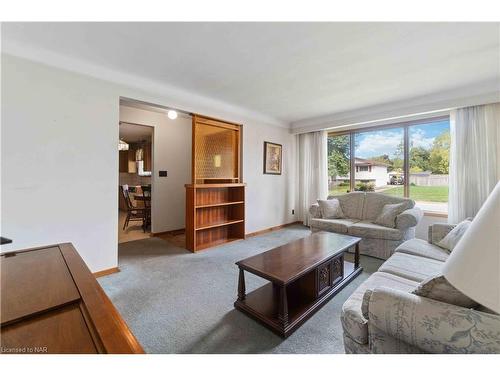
327;134;351;196
354;127;405;197
327;117;450;213
409;120;450;212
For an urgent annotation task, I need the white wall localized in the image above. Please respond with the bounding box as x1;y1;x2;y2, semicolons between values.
1;54;297;272
119;106;191;233
1;55;119;272
244;122;296;232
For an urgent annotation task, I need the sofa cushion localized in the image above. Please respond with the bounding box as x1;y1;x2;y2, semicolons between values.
337;192;365;220
347;220;404;240
362;192;414;221
317;198;344;219
436;219;472;251
412;274;479;308
378;252;443;282
341;271;419;345
309;218;359;234
373;202;408;228
309;203;322;219
395;238;449;262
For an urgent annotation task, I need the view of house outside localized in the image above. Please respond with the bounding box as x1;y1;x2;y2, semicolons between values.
327;119;450;212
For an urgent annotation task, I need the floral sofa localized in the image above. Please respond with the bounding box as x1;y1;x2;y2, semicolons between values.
341;223;500;354
309;192;423;259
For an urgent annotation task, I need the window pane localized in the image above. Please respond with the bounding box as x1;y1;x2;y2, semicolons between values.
327;134;350;196
409;120;450;213
354;128;404;196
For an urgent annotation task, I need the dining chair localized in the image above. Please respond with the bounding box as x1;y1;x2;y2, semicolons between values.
141;185;152;229
121;185;148;232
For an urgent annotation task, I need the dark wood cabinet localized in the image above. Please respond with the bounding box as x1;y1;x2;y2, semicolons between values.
143;142;152;172
119;149;129;173
119;142;151;173
119;145;137;174
0;243;144;354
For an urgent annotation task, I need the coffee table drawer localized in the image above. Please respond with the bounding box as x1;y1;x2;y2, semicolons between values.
316;254;344;296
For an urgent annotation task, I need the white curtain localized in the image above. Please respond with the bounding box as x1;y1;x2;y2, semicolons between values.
298;131;328;225
449;102;500;223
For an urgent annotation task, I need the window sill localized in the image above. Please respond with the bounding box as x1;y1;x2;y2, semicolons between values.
423;210;448;218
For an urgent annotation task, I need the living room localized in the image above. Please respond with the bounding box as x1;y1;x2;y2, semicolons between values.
1;2;499;374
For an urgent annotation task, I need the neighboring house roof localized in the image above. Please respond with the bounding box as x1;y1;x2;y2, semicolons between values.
354;157;389;167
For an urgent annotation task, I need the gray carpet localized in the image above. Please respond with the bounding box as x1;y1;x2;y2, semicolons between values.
98;225;382;354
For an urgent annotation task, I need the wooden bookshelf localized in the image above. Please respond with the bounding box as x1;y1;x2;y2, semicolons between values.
185;114;245;252
186;184;245;252
195;201;244;209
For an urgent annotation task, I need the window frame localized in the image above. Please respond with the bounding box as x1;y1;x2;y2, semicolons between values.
328;115;450;214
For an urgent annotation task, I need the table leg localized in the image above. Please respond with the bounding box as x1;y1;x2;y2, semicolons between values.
354;243;360;269
237;268;246;301
278;284;288;326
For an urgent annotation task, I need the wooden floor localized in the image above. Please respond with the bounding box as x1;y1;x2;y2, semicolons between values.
118;210;151;244
118;210;188;248
157;231;186;248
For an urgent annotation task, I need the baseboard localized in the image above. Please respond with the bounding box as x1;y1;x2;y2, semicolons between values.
151;222;303;239
152;228;185;236
246;221;303;238
93;267;120;278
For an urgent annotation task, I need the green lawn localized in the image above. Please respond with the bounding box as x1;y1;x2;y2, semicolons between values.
329;185;449;202
381;185;449;202
329;185;350;196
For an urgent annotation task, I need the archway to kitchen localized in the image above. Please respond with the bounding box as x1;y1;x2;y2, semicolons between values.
117;98;192;245
118;120;154;243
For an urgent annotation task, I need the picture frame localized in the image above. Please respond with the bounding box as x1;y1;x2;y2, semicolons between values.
263;141;282;175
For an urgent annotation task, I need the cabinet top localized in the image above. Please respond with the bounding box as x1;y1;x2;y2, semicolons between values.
185;183;246;188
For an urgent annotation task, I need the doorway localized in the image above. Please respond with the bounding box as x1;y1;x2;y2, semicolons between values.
118;122;154;243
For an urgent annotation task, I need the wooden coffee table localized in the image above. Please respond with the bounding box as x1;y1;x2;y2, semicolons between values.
234;231;362;338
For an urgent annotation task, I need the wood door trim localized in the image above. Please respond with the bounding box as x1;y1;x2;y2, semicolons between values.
192;113;242;127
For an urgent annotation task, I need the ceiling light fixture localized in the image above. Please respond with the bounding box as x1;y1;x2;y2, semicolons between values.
118;139;129;151
167;110;178;120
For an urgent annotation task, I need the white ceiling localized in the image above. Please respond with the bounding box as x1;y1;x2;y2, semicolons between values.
120;98;192;119
119;122;153;142
3;22;499;126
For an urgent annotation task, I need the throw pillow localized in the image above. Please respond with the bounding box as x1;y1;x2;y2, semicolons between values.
412;274;478;308
373;202;407;228
317;199;344;219
436;220;472;252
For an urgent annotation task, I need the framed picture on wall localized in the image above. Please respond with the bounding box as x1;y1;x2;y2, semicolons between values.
263;141;282;175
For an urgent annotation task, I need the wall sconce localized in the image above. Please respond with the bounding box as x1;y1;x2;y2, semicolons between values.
214;154;222;168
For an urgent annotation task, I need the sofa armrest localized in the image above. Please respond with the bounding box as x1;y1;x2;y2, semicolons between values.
366;287;500;354
428;223;456;244
395;207;423;231
309;203;321;219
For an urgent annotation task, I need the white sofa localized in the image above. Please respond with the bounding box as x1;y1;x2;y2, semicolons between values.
341;223;500;354
309;192;423;259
